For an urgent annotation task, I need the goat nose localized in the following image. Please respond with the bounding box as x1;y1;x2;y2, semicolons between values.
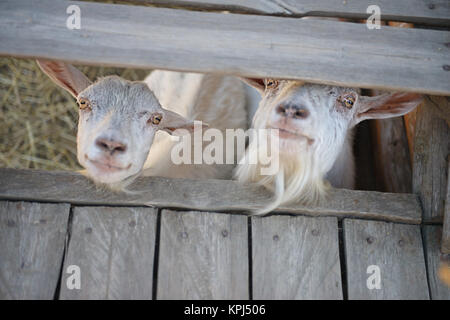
276;104;309;119
95;138;127;155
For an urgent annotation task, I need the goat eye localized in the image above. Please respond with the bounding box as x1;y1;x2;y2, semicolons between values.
149;113;163;125
342;95;355;109
77;97;91;110
265;79;279;89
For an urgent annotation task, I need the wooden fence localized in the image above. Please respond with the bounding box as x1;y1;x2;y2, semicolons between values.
0;0;449;299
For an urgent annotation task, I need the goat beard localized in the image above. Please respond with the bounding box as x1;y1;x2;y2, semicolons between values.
80;168;144;195
234;139;329;215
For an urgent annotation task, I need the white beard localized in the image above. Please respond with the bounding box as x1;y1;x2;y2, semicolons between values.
234;136;330;215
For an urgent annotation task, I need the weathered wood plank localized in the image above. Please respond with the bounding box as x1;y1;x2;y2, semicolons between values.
427;96;450;125
404;106;417;166
0;201;70;299
442;160;450;253
412;97;450;222
0;168;422;223
371;117;412;193
252;215;342;299
1;0;449;95
120;0;450;27
406;97;450;167
344;219;429;299
157;210;248;299
423;225;450;299
125;0;289;14
59;206;157;299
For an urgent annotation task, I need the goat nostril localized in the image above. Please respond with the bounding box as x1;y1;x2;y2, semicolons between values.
114;145;127;153
294;109;309;119
276;105;286;115
96;138;127;154
96;140;109;151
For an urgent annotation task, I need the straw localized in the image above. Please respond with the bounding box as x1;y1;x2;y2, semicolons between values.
0;57;149;171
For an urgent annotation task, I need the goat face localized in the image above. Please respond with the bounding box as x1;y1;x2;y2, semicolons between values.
255;80;359;174
238;78;423;213
76;77;166;185
37;60;197;187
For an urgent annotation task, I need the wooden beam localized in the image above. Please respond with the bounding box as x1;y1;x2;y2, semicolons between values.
0;201;70;299
405;97;450;162
121;0;289;14
157;210;248;299
412;97;450;222
1;0;449;95
0;168;423;224
428;96;450;125
442;160;450;253
371;117;412;193
252;215;342;299
343;219;429;299
59;207;157;299
423;226;450;299
404;108;418;166
118;0;450;27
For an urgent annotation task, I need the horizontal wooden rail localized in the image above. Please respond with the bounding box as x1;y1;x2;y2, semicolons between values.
0;0;449;95
121;0;450;27
0;168;422;224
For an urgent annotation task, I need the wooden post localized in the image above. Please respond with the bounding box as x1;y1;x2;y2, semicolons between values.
371;117;412;193
442;160;450;253
404;108;417;166
412;96;450;222
423;226;450;299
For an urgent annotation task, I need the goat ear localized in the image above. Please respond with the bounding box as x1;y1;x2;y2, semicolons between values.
160;109;208;136
37;59;92;98
354;92;423;125
239;77;265;95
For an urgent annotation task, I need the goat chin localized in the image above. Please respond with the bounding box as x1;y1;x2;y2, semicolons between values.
79;168;144;194
234;142;330;215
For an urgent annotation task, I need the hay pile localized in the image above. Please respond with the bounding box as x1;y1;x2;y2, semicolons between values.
0;58;148;171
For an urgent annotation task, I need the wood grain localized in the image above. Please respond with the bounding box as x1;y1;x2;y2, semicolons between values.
0;201;70;299
371;117;412;193
1;0;449;95
121;0;450;26
404;108;417;166
412;97;450;222
0;168;422;224
59;206;157;299
442;160;450;253
423;226;450;299
157;210;248;299
344;219;429;299
124;0;289;14
252;215;342;299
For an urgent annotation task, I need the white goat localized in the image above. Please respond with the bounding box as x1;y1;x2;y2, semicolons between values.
236;78;423;214
37;60;247;189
